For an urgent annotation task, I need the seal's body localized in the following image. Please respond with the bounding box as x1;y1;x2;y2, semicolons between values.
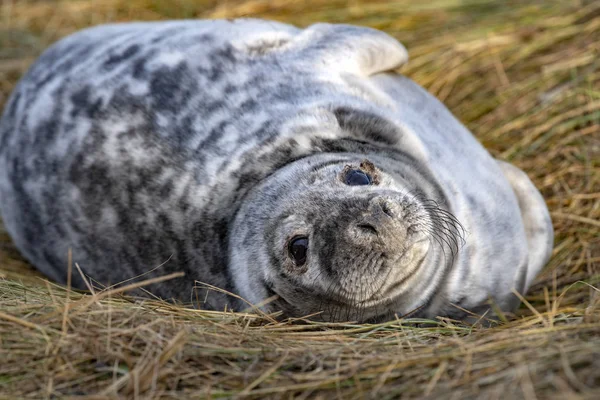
0;19;553;322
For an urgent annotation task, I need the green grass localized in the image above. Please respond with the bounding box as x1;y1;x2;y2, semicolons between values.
1;0;599;398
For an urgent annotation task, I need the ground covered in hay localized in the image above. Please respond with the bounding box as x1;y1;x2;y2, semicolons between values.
0;0;599;398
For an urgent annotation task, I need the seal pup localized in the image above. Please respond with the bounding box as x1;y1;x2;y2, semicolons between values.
0;19;553;322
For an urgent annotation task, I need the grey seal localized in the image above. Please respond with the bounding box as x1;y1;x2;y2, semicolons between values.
0;19;553;322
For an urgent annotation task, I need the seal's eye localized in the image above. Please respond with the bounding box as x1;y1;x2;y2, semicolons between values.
345;169;372;186
288;236;308;266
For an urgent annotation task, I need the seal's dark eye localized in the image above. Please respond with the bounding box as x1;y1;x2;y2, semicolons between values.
345;169;372;186
288;236;308;266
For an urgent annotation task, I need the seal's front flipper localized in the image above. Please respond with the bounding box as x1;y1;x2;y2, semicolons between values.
294;23;408;76
496;160;554;290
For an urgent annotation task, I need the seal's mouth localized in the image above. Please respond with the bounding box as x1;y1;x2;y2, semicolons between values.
264;253;427;323
268;285;409;323
328;245;430;309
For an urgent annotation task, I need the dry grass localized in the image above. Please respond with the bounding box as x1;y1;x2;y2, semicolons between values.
1;0;599;398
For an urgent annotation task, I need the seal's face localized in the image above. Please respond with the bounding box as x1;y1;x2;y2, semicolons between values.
230;155;461;322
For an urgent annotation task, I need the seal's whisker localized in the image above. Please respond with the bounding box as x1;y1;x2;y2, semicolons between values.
417;207;464;259
421;225;456;265
423;207;465;244
422;222;455;255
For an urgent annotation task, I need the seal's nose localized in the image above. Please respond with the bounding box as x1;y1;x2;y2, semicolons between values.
370;197;395;218
355;198;396;236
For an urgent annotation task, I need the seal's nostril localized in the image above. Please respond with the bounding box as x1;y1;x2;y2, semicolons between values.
357;223;378;235
381;202;394;218
370;198;395;218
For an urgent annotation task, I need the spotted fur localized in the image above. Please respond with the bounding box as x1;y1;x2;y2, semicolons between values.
0;19;553;321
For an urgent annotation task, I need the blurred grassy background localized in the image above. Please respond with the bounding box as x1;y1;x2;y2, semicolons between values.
1;0;599;398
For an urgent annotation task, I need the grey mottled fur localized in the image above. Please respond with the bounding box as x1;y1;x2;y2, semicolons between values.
0;19;553;322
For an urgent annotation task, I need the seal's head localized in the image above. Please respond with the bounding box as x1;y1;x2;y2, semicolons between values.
229;154;463;322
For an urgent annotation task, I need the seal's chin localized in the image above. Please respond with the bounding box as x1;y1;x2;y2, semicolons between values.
268;288;395;323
